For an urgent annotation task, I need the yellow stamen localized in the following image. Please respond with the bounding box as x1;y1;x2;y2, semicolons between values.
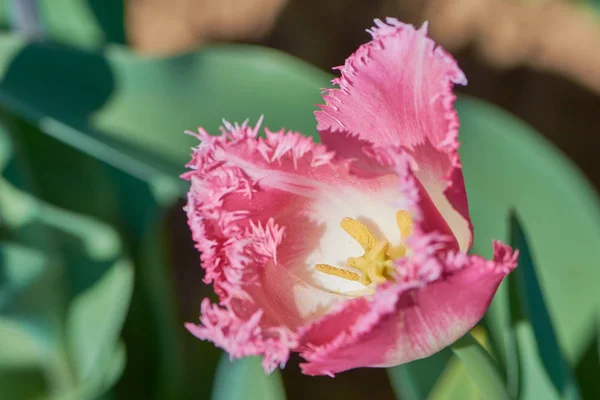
396;210;413;238
340;217;377;250
387;245;407;259
315;264;360;281
369;241;389;260
315;211;414;287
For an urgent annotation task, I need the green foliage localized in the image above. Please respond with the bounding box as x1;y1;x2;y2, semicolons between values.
212;356;287;400
0;121;134;399
387;349;452;400
0;3;599;399
505;214;581;399
0;0;124;48
450;333;510;400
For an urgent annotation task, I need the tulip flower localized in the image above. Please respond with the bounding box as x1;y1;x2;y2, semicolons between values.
183;18;517;376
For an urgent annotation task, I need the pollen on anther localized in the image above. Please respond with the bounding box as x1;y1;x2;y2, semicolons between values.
315;264;360;281
340;218;377;250
396;210;413;238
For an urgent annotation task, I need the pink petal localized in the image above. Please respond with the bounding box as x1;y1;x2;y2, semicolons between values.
183;119;423;372
186;300;298;373
183;119;336;371
315;18;472;251
299;240;518;376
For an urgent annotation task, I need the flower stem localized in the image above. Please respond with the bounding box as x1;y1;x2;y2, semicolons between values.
451;332;511;400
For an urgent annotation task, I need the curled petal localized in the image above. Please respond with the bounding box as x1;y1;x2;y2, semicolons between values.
315;18;472;251
299;238;518;376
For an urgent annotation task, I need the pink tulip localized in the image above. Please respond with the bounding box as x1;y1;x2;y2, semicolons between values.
183;18;517;376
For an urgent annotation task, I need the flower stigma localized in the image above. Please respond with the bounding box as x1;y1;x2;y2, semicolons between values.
315;210;413;286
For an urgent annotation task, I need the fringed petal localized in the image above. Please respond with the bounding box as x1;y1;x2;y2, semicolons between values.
186;299;298;373
183;118;425;372
299;239;518;376
184;19;517;377
315;18;472;251
183;118;337;371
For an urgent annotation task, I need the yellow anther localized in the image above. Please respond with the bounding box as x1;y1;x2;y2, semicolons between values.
396;210;413;238
315;264;360;281
340;217;377;250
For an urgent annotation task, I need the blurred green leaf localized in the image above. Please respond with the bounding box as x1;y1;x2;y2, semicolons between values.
93;45;331;162
387;349;452;400
450;333;509;400
0;243;49;369
212;355;286;400
575;317;599;396
508;213;581;399
67;258;133;381
48;341;127;400
38;0;104;48
0;38;331;189
0;0;124;49
511;321;561;399
428;356;480;400
0;242;46;307
0;317;44;367
458;96;600;366
0;193;135;399
100;340;127;394
1;115;134;399
0;368;48;399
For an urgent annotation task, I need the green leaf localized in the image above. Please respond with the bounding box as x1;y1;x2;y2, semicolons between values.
0;317;45;368
387;349;452;400
0;244;50;369
66;258;133;381
1;118;133;399
211;355;286;400
38;0;104;48
0;38;331;188
0;242;46;307
0;368;48;400
575;317;599;397
450;333;510;400
458;96;600;365
47;341;127;400
428;356;481;400
508;213;581;399
0;0;121;49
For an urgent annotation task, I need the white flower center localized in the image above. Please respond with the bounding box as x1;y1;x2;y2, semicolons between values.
300;187;413;298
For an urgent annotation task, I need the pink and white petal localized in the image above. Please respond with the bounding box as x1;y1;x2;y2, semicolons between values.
299;240;517;376
315;18;472;251
298;282;414;376
186;299;298;373
183;119;343;370
375;241;518;368
183;118;426;371
317;131;459;251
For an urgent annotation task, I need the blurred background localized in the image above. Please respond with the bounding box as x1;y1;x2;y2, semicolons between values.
1;1;599;399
